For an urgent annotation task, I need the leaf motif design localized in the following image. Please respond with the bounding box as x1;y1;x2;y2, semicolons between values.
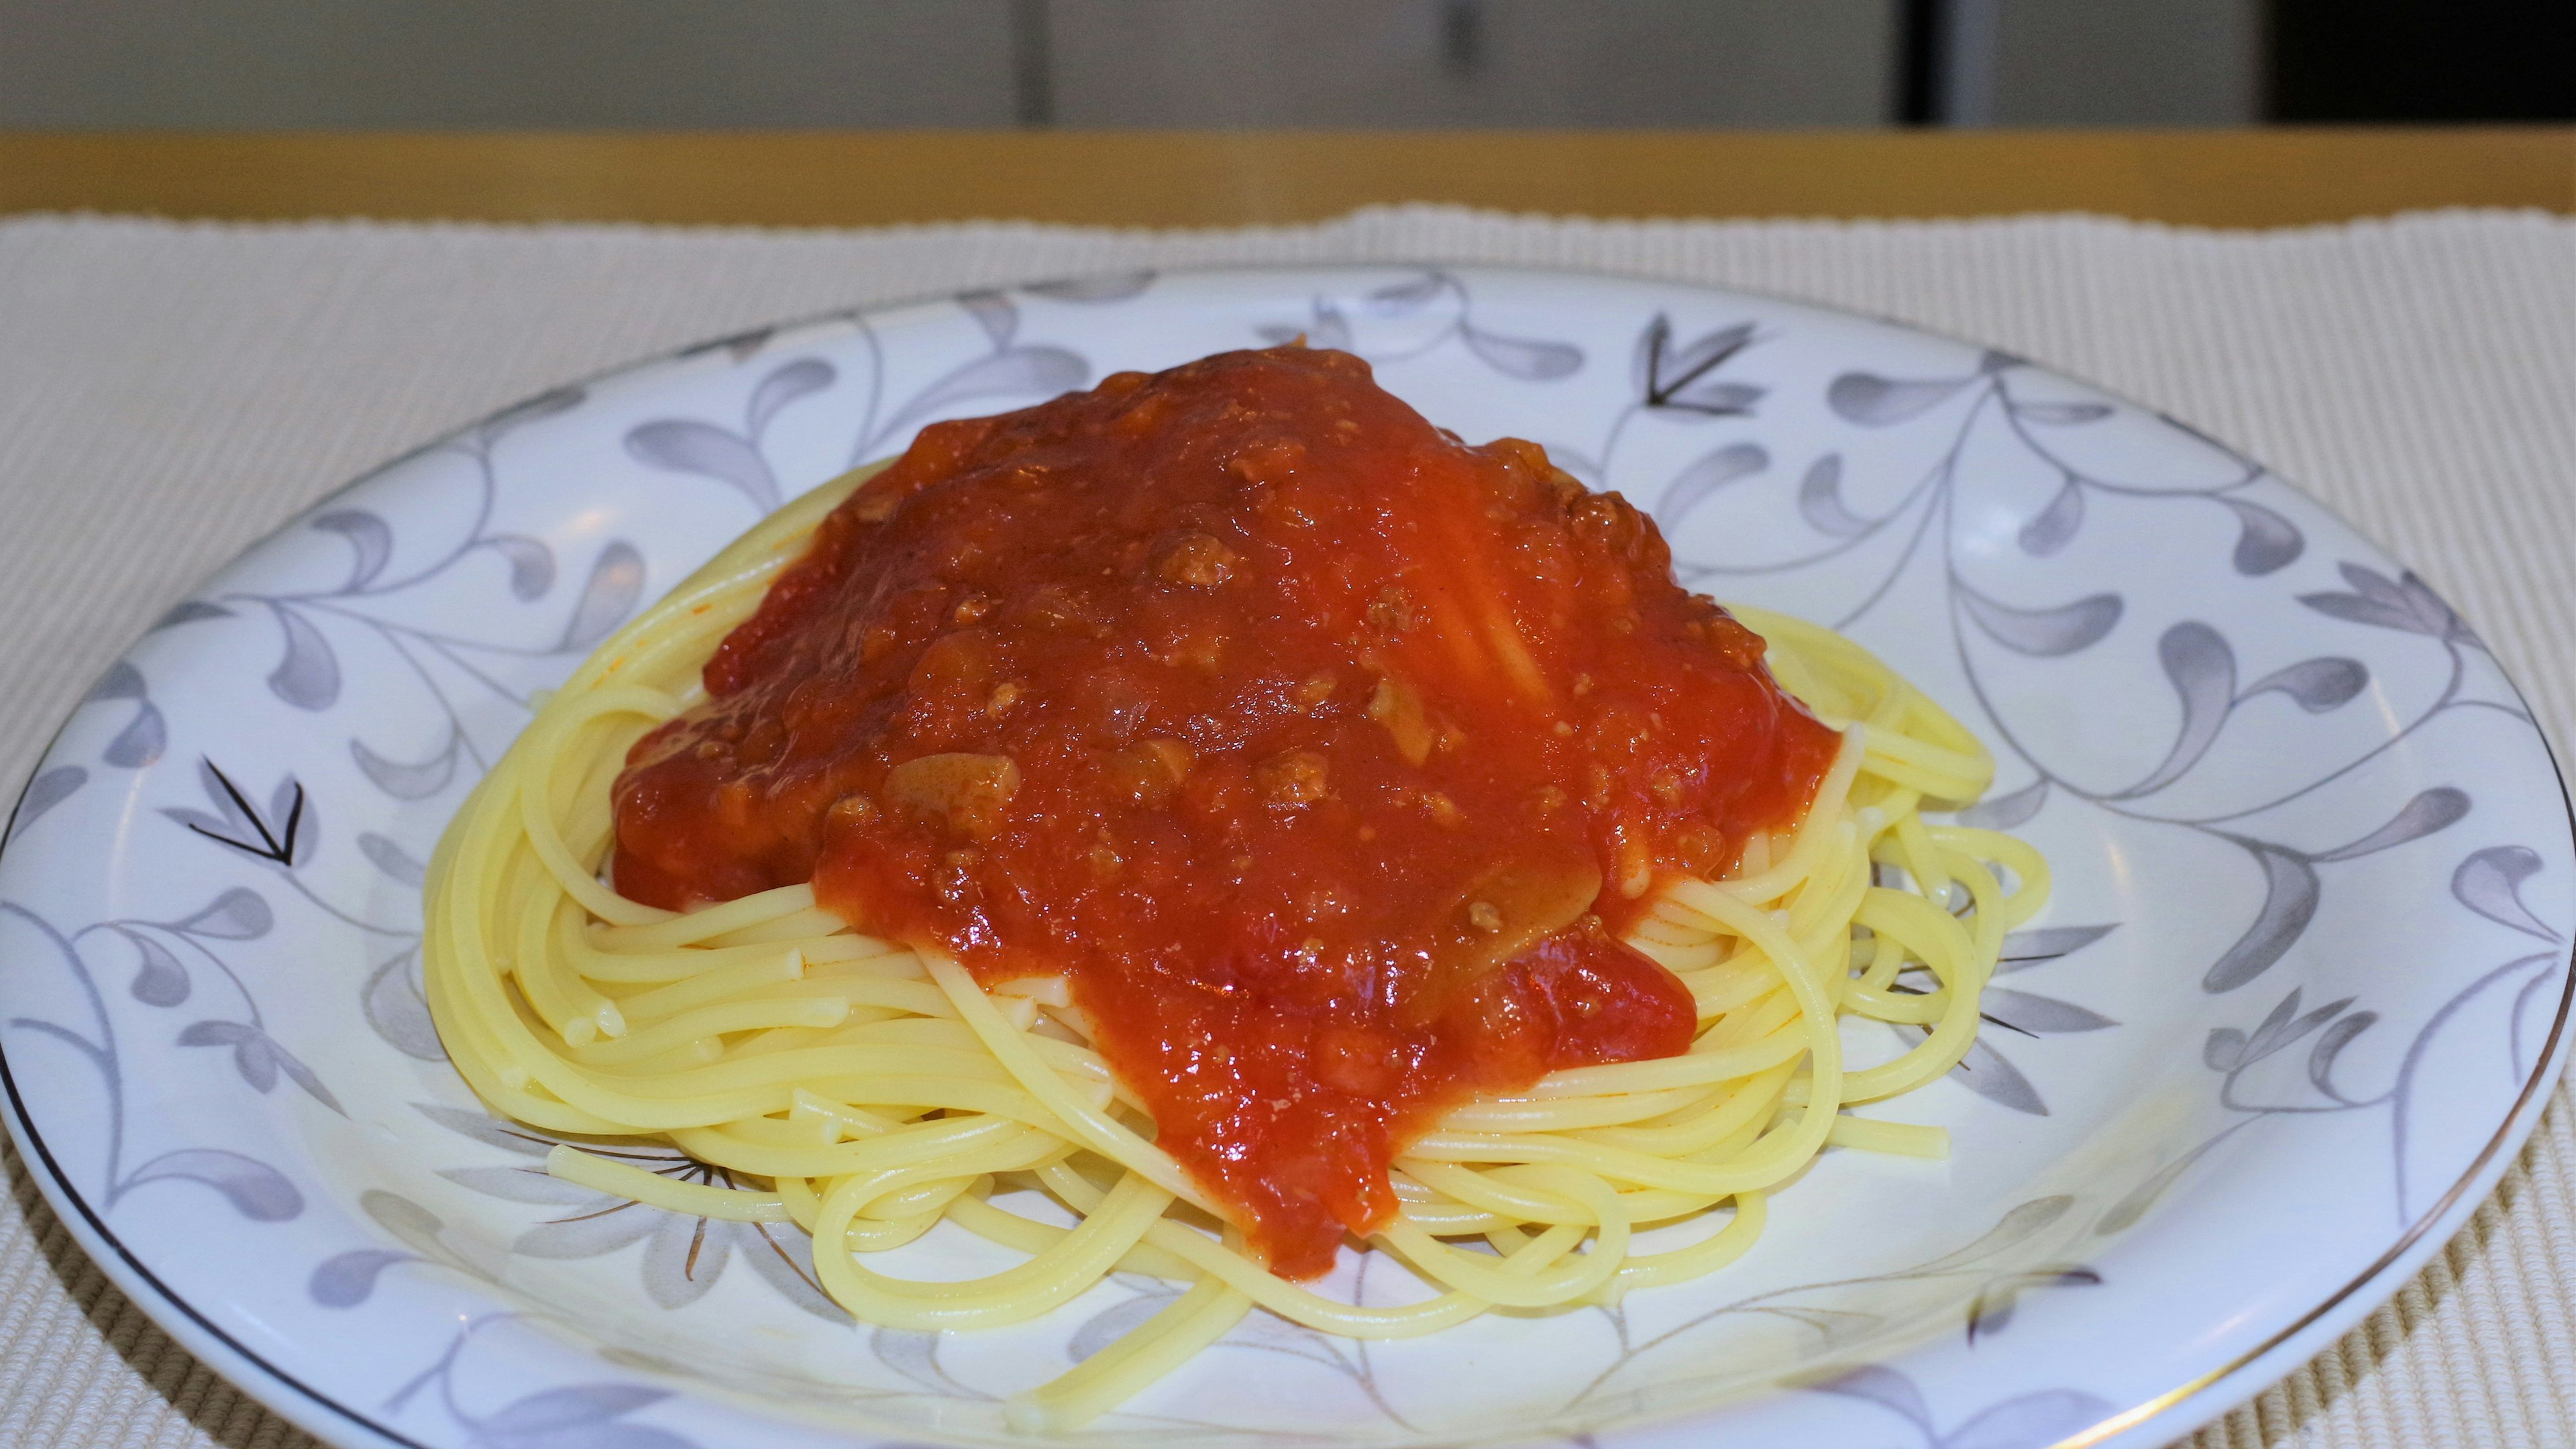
359;832;427;886
625;421;778;512
1766;1304;1880;1340
2453;845;2558;939
1956;777;2046;831
2386;567;2469;639
352;727;460;800
1997;924;2115;971
516;1205;658;1259
125;932;190;1006
1965;1289;2015;1343
190;757;238;818
2224;498;2304;575
266;606;341;710
2298;589;2424;634
1980;988;2116;1034
2017;477;2084;556
362;1189;447;1251
1657;443;1769;528
164;761;244;843
365;950;445;1061
1307;298;1354;352
1943;1389;2119;1449
745;358;835;437
271;775;313;865
558;543;645;653
728;1221;849;1322
485;535;556;600
2244;987;2305;1069
2239;988;2354;1065
86;661;146;702
442;1165;606;1206
957;291;1017;347
104;700;165;768
309;1248;409;1308
2202;845;2319;992
642;1212;729;1308
477;1385;668;1442
2120;623;2233;798
1827;372;1970;425
180;1020;273;1089
2299;564;2464;639
1460;325;1582;381
1990;1194;2075;1242
1796;454;1870;537
179;1025;254;1078
2010;400;2112;425
418;1102;556;1156
1070;1289;1180;1362
85;667;164;766
1628;314;1670;395
268;1039;343;1113
1633;316;1760;411
175;886;272;940
1025;270;1154;302
152;600;232;630
2241;657;2368;712
2097;1137;2224;1236
1364;273;1444;313
1966;1267;2100;1344
2309;787;2470;863
1915;1195;2076;1277
2310;1010;2377;1093
1662;379;1764;417
1957;584;2122;657
311;511;394;590
1949;1037;2047;1114
9;766;87;842
1664;321;1757;386
876;347;1088;449
2204;1026;2247;1071
1806;1364;1931;1426
2341;561;2406;602
125;1148;302;1221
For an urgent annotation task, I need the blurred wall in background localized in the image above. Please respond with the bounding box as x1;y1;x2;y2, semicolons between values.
0;0;1027;127
1040;1;1892;127
0;0;2289;131
1986;0;2260;125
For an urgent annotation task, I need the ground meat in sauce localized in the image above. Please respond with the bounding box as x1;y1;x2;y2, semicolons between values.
611;345;1839;1277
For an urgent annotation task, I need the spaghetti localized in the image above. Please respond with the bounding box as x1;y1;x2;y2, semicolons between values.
423;358;2043;1431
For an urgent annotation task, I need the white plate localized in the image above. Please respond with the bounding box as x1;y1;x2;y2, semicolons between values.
2;266;2568;1449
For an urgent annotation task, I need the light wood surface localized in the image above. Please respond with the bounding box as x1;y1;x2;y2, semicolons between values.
2;129;2569;228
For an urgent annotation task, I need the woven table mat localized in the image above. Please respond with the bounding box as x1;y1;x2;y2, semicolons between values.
0;205;2571;1448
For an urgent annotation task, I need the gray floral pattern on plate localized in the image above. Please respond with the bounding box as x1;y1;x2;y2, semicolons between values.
0;266;2566;1449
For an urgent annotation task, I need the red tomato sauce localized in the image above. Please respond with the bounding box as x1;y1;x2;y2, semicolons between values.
612;346;1838;1277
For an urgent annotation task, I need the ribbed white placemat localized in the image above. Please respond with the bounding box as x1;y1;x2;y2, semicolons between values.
0;205;2569;1449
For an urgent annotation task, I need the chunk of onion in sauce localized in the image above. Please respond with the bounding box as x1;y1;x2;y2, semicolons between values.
881;752;1021;839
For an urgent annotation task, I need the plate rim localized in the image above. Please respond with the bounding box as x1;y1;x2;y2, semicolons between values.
1;258;2569;1449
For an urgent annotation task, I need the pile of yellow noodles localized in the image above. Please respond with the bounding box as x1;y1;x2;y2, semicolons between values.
422;464;2044;1432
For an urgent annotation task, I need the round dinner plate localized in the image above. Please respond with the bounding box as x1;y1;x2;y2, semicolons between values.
2;266;2569;1449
